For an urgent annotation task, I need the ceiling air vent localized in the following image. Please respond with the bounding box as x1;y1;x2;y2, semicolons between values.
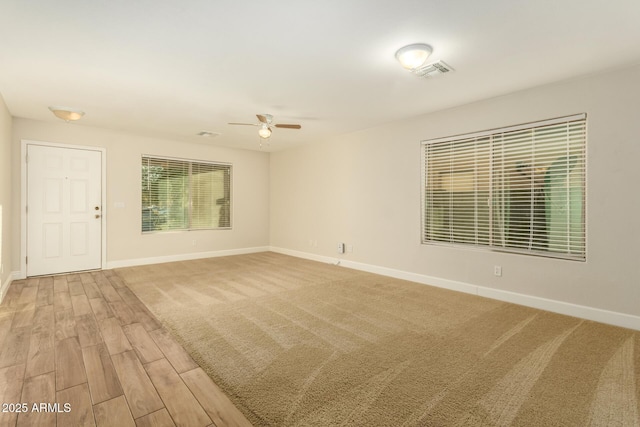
197;131;220;138
414;60;454;78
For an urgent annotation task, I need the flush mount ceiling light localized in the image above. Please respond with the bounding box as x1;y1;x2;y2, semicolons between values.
48;106;85;122
395;43;433;70
257;124;272;139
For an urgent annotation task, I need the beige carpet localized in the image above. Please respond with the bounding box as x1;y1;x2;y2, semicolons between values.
116;252;640;426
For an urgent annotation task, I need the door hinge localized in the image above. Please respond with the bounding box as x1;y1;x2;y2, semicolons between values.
25;256;28;264
25;205;28;214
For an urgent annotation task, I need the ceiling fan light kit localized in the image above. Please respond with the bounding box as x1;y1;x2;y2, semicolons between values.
258;124;272;139
229;113;301;143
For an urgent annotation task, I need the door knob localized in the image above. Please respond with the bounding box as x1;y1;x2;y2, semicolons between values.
95;214;101;219
95;206;100;210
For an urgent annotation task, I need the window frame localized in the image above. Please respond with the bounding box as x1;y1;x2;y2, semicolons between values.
141;155;232;234
421;114;587;261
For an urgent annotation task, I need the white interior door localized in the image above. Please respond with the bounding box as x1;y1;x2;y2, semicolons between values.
27;144;102;276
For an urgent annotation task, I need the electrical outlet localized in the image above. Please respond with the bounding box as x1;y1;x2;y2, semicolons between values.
494;265;502;277
337;243;345;254
347;245;353;253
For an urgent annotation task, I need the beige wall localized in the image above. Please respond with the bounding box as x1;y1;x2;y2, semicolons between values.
270;64;640;318
0;94;12;286
4;64;639;320
11;119;270;271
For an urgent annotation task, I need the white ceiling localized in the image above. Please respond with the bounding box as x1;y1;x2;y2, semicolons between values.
1;0;639;151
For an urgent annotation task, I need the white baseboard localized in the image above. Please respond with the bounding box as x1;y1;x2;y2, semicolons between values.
105;246;270;269
270;247;339;265
0;272;20;304
475;287;640;331
269;246;640;331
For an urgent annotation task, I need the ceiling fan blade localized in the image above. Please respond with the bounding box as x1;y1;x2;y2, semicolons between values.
228;122;259;126
256;114;268;123
274;124;302;129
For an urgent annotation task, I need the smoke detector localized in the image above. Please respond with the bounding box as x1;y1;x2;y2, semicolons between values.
413;60;454;78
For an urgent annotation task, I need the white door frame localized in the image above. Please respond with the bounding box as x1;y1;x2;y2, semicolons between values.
20;139;107;278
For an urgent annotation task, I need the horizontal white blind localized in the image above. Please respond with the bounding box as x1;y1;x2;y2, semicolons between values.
191;162;231;229
423;114;586;260
424;136;492;246
142;156;231;232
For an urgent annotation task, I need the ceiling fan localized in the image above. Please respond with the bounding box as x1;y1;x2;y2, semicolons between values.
228;114;301;139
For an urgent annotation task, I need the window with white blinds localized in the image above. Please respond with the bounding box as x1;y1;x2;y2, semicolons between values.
141;156;231;232
422;114;586;260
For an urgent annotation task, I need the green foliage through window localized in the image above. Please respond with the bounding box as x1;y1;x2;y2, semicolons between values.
142;156;231;232
422;115;586;260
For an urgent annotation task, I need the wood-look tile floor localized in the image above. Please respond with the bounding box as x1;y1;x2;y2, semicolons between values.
0;270;252;427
